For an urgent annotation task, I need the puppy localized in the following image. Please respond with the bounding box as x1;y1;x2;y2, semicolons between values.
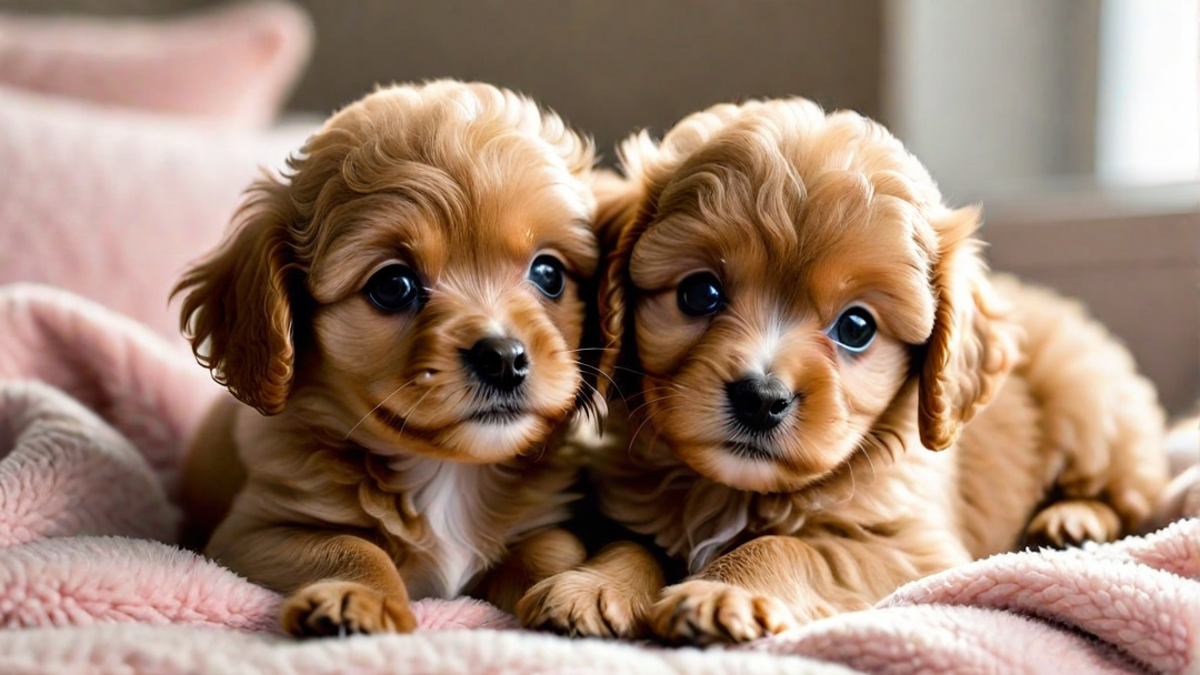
517;98;1169;644
1143;407;1200;532
174;80;601;637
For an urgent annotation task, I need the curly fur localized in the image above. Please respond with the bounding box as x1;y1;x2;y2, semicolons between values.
173;80;601;637
518;97;1170;645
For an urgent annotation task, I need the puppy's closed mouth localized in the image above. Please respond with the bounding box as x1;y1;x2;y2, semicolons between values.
722;441;777;461
467;404;528;424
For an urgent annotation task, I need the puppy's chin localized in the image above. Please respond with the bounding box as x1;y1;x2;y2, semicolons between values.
353;410;561;465
640;377;863;493
683;443;799;492
673;438;859;493
436;414;553;464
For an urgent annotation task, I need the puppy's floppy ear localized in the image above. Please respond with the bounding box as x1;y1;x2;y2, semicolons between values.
173;179;297;415
590;168;641;251
593;108;757;401
918;206;1020;450
591;166;648;401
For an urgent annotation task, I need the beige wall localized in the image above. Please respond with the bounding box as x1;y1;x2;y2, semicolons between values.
884;0;1101;203
984;183;1200;416
3;0;1195;411
283;0;887;160
0;0;889;160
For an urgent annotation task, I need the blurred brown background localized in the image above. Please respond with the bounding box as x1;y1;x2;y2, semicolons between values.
2;0;1197;413
0;0;890;164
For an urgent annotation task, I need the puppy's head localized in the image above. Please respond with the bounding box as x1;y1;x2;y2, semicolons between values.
598;99;1017;492
175;80;599;463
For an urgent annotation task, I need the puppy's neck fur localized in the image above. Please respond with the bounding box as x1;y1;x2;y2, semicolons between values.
591;389;961;575
223;406;579;600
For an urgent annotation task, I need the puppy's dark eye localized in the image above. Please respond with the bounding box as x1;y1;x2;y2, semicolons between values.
829;306;876;352
528;254;565;299
677;272;723;316
364;264;423;313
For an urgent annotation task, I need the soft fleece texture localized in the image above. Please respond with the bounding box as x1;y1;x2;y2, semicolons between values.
0;85;315;346
0;0;312;127
0;283;1198;675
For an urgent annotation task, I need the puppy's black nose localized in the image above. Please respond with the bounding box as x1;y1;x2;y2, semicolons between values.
462;337;529;392
726;376;794;433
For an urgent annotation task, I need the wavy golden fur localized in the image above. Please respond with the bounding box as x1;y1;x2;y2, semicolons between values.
174;80;602;636
518;98;1170;644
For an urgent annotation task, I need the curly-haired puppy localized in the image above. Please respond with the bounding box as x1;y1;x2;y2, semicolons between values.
517;98;1169;644
174;80;601;637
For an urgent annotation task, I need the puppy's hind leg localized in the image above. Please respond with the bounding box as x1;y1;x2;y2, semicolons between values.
1003;278;1170;547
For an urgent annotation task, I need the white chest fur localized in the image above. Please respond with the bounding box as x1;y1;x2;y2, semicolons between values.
403;460;490;598
374;454;573;601
359;456;497;600
235;414;574;602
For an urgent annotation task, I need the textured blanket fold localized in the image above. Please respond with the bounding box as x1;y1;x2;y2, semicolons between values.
0;282;1197;674
0;283;217;493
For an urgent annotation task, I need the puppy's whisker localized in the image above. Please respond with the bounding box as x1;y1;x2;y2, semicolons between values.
614;365;650;379
625;386;679;411
642;423;669;461
579;383;610;426
575;378;602;409
634;385;677;398
530;436;551;463
624;401;665;424
625;392;683;420
624;395;680;451
627;400;679;452
397;388;435;438
458;387;483;411
843;456;857;506
574;360;621;396
577;377;600;395
344;378;419;440
624;403;681;451
627;413;662;454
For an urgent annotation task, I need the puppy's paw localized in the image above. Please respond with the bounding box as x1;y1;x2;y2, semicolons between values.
1024;499;1122;548
648;579;796;645
280;580;416;638
517;569;647;639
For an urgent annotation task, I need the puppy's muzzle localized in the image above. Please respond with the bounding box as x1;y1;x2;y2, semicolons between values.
461;337;529;393
726;375;795;434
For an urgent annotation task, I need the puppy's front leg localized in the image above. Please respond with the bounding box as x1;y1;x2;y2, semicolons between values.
651;532;967;645
517;540;665;638
474;527;587;614
207;524;415;637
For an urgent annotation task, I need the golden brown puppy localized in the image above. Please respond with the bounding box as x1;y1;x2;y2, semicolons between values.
174;80;602;637
517;98;1169;644
1143;407;1200;532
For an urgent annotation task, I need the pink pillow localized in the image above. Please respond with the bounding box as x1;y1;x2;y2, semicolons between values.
0;85;316;345
0;1;312;127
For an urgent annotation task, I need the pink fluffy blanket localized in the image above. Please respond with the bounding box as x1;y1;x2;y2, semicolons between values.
0;283;1197;675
